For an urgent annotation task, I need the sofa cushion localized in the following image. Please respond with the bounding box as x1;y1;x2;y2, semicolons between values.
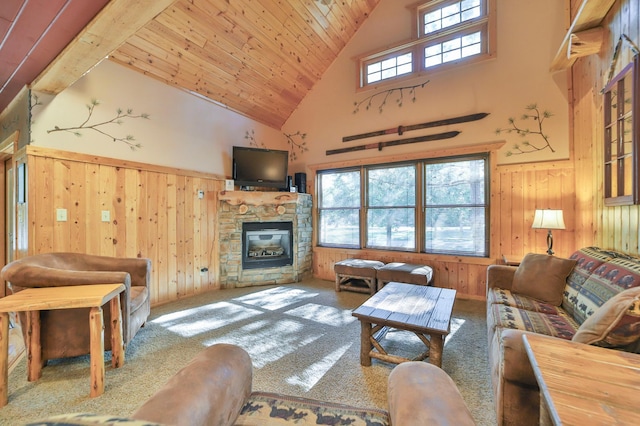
573;256;640;324
487;288;563;315
512;253;577;306
563;247;618;318
489;303;579;340
572;286;640;351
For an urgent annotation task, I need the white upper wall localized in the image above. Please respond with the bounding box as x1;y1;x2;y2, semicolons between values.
30;60;284;177
284;0;569;172
30;0;569;176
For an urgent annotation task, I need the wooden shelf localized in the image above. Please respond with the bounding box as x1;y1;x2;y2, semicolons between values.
550;0;616;72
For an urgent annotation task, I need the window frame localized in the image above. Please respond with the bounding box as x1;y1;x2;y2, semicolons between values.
315;153;490;258
356;0;496;90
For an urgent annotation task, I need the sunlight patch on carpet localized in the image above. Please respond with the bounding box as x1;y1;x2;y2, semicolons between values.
234;287;318;310
445;317;465;344
150;301;262;337
285;303;357;326
286;343;353;391
204;318;322;368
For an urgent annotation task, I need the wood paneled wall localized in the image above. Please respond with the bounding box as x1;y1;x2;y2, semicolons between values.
573;0;640;255
19;146;224;306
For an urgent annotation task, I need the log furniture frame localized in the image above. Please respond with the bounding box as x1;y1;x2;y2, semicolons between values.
352;282;456;367
0;283;126;407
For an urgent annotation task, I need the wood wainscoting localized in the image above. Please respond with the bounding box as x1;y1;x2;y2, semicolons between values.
17;145;225;307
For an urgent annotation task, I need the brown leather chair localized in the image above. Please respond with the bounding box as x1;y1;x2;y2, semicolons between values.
1;252;151;364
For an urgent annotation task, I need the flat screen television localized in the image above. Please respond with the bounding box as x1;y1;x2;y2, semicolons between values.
232;146;289;189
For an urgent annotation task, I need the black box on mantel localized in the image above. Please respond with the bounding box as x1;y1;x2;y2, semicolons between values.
294;172;306;193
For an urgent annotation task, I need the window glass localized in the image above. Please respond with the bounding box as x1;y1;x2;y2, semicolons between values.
318;170;361;247
367;165;416;250
366;52;413;85
424;158;487;256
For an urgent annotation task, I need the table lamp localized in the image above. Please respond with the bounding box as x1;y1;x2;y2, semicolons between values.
532;209;565;255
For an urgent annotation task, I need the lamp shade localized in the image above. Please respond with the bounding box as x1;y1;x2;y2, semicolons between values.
532;209;565;230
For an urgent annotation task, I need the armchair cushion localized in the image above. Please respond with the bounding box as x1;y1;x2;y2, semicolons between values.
1;252;151;362
512;253;576;306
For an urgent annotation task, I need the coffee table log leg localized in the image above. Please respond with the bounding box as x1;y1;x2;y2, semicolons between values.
110;296;125;368
0;312;9;407
429;334;444;367
360;321;372;366
26;311;42;381
89;306;105;398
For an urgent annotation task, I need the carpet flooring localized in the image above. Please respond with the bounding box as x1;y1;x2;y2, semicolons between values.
2;278;496;425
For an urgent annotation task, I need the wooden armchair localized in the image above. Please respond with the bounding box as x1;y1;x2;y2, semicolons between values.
0;253;151;364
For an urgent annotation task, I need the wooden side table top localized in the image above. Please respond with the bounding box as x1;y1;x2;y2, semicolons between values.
0;283;126;408
352;282;456;335
523;333;640;425
0;284;125;312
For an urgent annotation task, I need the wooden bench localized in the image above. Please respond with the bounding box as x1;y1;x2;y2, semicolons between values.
334;259;384;295
376;262;433;291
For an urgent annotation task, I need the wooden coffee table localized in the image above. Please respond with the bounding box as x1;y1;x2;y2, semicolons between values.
352;282;456;367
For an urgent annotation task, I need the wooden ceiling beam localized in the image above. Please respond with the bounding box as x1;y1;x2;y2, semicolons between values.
31;0;177;94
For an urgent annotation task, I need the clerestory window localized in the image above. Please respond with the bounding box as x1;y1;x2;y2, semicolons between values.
358;0;495;88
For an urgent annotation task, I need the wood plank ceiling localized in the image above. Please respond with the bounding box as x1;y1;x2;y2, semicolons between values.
1;0;381;130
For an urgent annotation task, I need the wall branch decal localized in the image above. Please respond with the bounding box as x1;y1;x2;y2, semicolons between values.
353;79;429;114
496;104;555;156
47;99;149;150
284;131;308;160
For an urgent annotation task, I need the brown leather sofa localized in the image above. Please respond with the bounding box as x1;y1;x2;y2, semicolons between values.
1;252;151;363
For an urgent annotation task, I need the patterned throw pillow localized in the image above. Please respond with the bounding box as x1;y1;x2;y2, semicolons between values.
573;256;640;324
563;247;617;317
573;286;640;351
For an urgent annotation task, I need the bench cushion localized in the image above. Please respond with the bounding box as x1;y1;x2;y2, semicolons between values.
334;259;384;278
377;262;433;286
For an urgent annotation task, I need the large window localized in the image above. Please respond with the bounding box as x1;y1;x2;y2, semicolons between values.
358;0;495;88
367;164;416;250
317;170;361;247
317;154;489;257
424;158;487;255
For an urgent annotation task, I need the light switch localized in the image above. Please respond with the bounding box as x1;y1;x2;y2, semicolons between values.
101;210;110;222
56;208;67;222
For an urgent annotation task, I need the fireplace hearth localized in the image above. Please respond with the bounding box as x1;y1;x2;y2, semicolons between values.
242;221;293;269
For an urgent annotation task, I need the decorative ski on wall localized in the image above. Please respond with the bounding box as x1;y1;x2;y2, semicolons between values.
327;131;460;156
342;112;489;142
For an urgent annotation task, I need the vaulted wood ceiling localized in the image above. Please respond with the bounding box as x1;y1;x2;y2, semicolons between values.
2;0;381;129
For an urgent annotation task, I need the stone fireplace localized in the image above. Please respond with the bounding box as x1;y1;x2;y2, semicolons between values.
218;191;312;288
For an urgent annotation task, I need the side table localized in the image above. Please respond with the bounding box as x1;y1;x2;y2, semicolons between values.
0;283;126;407
523;333;640;425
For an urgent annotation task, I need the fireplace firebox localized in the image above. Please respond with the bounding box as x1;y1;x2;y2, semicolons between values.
242;221;293;270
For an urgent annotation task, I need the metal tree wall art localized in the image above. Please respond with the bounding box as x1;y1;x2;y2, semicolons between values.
47;99;149;150
353;79;429;114
496;104;555;156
